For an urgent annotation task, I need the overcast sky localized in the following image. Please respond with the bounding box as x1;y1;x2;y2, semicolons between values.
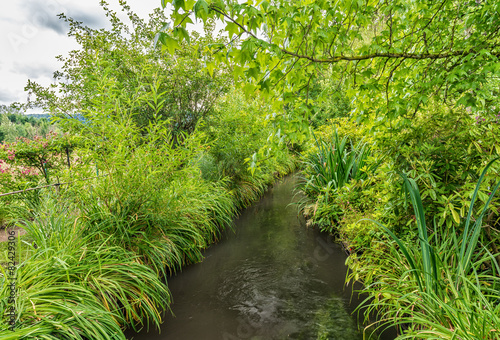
0;0;165;109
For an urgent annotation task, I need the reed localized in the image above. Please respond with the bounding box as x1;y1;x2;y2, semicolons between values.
301;130;378;199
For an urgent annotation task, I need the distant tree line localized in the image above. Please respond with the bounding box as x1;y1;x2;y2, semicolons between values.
0;104;54;143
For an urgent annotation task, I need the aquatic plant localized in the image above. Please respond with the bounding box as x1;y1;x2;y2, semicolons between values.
301;130;378;199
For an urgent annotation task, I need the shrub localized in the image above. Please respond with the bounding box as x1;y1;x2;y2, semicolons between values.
350;162;500;339
299;130;379;230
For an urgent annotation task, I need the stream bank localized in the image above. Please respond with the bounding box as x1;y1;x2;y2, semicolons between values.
127;175;396;340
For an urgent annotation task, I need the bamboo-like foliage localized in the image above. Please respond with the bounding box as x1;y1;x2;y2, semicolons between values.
78;168;238;276
355;159;500;339
0;64;297;338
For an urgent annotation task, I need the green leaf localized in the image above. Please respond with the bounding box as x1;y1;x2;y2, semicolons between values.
245;66;260;80
450;207;460;224
174;14;193;26
233;65;245;79
172;0;185;11
206;61;215;77
477;191;488;203
163;34;180;55
159;21;170;31
173;27;190;43
382;292;392;299
429;189;436;200
184;0;196;10
194;0;209;22
225;22;240;39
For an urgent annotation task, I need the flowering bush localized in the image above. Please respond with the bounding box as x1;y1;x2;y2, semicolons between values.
0;132;78;190
474;111;500;125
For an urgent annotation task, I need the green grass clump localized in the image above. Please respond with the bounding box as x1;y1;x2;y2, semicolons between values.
0;203;170;339
76;166;238;276
301;130;378;198
298;130;378;229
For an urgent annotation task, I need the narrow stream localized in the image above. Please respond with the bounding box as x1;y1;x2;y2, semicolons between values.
127;175;396;340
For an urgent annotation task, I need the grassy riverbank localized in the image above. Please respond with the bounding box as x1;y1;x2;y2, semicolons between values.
0;162;296;339
0;8;301;336
0;82;297;338
298;110;500;339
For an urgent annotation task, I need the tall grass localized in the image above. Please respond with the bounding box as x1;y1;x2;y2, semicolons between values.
0;71;298;338
76;167;238;276
0;201;170;338
230;159;295;209
297;130;378;228
352;159;500;339
0;155;294;338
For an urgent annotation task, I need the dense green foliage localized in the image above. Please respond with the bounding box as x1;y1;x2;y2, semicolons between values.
166;1;499;336
1;64;295;339
300;130;379;227
163;0;500;127
350;170;500;339
1;0;500;338
1;88;294;339
0;3;296;338
0;204;170;338
26;2;230;140
297;76;500;338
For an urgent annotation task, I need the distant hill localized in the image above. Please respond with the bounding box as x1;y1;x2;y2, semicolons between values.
26;113;86;123
25;114;52;120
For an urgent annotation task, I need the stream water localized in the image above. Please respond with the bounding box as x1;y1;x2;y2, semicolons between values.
127;175;396;340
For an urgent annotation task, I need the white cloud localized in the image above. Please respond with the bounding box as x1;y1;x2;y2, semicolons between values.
0;87;20;103
11;62;56;78
0;0;161;107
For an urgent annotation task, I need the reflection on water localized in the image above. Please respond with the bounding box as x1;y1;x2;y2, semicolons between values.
126;175;395;340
